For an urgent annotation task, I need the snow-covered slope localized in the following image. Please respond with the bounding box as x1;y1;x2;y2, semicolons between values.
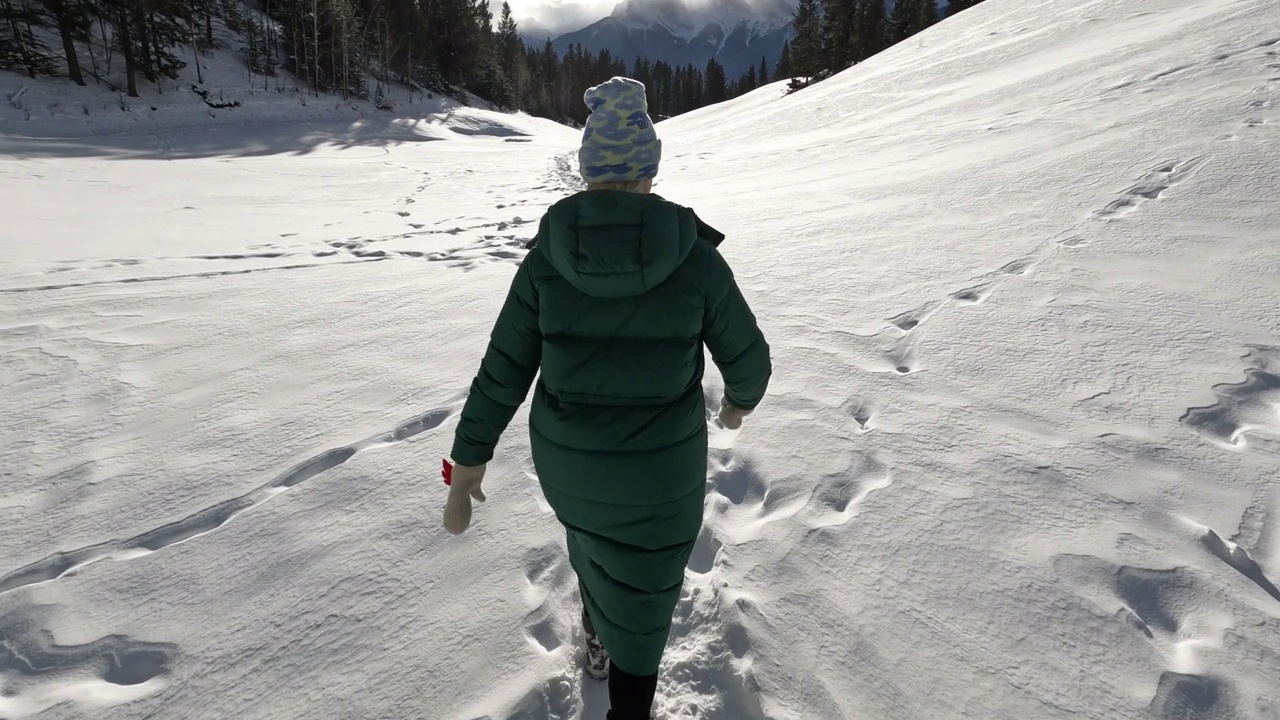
3;1;1280;720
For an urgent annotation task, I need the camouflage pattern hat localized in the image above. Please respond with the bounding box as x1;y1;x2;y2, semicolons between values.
578;77;662;183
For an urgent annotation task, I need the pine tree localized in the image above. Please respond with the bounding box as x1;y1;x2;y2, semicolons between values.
651;58;672;116
888;0;913;44
914;0;938;33
278;0;364;95
495;3;519;73
775;39;792;79
852;0;885;61
757;54;768;84
890;0;938;43
704;56;727;103
495;1;524;108
789;0;821;80
947;0;982;16
820;0;857;73
146;0;194;81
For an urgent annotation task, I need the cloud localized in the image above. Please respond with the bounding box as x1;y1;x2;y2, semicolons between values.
498;0;618;36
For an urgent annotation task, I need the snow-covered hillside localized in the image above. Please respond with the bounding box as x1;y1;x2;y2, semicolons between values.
0;13;519;140
2;0;1279;719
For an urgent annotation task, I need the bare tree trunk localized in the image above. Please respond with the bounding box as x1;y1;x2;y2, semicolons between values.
86;14;100;80
115;4;138;96
46;0;87;84
311;0;318;95
296;10;307;89
150;11;162;92
189;22;202;82
133;4;155;82
262;0;269;91
96;1;112;73
3;3;37;79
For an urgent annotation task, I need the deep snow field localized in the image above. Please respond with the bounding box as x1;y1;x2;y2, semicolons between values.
3;0;1280;718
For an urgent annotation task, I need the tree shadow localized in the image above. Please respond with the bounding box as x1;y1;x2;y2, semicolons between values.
0;116;451;160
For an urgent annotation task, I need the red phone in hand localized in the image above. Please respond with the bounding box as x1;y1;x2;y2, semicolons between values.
442;459;453;486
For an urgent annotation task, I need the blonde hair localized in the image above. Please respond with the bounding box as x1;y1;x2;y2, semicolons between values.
586;179;653;194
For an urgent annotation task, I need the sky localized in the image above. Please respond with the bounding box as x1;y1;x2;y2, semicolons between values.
501;0;617;36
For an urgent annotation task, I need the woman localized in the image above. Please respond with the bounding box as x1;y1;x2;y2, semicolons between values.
442;76;771;720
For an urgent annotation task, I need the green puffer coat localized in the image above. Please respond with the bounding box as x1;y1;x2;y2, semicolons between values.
450;189;771;675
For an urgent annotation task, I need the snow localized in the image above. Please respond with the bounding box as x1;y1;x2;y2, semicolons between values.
2;0;1280;718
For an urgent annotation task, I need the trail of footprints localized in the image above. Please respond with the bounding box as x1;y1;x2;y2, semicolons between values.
505;394;893;719
878;253;1041;375
1106;35;1280;110
11;151;580;293
5;223;538;293
877;146;1212;374
0;405;458;597
1092;156;1208;220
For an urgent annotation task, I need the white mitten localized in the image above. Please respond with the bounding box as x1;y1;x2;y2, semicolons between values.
718;398;751;431
442;461;487;534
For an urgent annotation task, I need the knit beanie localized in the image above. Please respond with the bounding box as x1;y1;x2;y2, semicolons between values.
578;77;662;184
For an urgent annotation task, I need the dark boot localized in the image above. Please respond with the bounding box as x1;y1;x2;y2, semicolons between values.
605;660;657;720
582;607;610;680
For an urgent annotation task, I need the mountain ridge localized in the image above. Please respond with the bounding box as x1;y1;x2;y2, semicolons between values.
550;0;795;76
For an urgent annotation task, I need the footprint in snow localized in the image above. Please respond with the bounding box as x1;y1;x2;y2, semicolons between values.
1092;156;1208;219
801;451;893;530
950;282;994;305
887;300;943;332
687;525;724;575
885;331;922;376
998;257;1036;275
503;672;577;720
522;543;572;611
1113;565;1198;636
0;616;177;718
841;395;877;434
1180;345;1280;450
661;583;769;720
708;452;768;507
707;451;806;540
1149;672;1241;720
1053;554;1233;679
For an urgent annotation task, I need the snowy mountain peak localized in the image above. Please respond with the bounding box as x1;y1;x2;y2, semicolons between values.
609;0;794;40
554;0;793;78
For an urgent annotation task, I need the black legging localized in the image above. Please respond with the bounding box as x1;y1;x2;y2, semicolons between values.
607;660;658;720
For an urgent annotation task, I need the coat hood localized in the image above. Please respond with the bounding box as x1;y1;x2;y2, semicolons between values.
531;190;724;299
